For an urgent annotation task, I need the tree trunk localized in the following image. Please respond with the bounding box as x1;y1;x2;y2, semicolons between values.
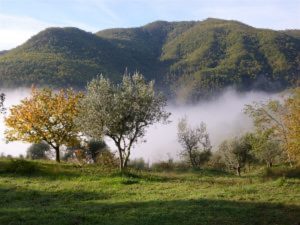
286;152;293;167
236;164;241;176
119;161;124;172
267;161;273;168
55;147;60;163
117;148;124;172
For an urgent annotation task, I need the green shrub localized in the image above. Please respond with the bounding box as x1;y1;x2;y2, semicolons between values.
151;161;175;172
128;158;149;170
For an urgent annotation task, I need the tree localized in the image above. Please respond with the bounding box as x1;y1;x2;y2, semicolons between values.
244;99;293;166
27;142;50;160
77;73;170;171
86;139;108;163
177;117;212;168
248;131;283;167
218;136;252;176
0;93;5;114
5;88;83;162
283;88;300;163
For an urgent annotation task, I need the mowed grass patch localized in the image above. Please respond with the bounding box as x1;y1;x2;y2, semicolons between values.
0;159;299;225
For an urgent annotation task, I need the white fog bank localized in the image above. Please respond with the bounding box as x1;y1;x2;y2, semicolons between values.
0;88;31;157
129;89;278;163
0;88;278;162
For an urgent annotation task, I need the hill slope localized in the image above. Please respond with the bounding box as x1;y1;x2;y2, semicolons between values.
0;18;299;99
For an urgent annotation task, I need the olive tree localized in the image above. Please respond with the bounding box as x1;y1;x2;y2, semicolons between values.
77;73;170;171
249;131;283;167
177;117;212;168
218;136;252;176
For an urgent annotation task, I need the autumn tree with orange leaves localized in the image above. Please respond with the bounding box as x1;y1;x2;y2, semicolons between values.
283;88;300;164
5;88;83;162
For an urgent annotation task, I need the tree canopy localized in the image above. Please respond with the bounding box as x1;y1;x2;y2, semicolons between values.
76;73;170;171
177;117;212;168
244;88;300;165
5;88;83;162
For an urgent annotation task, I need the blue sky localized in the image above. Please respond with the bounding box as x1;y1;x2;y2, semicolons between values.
0;0;299;50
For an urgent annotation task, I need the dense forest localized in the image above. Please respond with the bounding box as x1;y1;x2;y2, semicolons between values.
0;18;299;101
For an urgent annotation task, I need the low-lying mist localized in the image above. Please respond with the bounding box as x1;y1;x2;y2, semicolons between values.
0;88;278;162
0;88;31;157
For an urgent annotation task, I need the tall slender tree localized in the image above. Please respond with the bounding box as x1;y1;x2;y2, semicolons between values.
177;117;212;168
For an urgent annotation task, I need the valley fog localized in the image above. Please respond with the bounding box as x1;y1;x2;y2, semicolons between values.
0;88;277;162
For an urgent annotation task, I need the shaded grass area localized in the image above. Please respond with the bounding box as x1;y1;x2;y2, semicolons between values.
0;159;299;225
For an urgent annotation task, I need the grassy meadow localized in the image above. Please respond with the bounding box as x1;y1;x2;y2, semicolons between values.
0;159;299;225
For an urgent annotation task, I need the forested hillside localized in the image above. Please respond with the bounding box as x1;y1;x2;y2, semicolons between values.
0;18;299;100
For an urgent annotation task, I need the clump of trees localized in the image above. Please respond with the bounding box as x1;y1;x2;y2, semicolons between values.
177;117;212;168
4;74;170;171
3;73;298;174
76;73;170;171
5;88;83;162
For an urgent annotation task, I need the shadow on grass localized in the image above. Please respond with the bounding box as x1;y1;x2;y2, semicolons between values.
0;187;299;225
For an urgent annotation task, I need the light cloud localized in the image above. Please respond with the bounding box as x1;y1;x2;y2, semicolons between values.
0;13;98;50
0;0;299;50
0;14;55;50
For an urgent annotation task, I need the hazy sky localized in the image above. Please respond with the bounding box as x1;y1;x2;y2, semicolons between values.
0;0;299;50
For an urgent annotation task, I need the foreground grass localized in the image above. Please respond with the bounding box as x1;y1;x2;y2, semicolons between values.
0;159;299;225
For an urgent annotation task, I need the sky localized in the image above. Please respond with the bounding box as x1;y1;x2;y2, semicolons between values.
0;0;299;50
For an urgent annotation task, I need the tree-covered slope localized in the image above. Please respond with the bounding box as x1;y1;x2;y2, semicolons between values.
161;19;300;99
0;18;299;99
282;30;300;39
0;27;136;87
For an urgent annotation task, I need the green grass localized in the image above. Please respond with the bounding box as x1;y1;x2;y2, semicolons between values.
0;159;299;225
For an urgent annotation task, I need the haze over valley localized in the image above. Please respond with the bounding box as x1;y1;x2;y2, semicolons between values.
0;88;277;163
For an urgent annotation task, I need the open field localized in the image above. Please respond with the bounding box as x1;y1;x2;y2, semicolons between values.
0;159;299;225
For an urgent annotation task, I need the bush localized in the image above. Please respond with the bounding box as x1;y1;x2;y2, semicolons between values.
5;159;38;174
151;160;175;172
96;150;118;168
263;166;300;178
87;139;107;163
128;158;149;170
27;142;50;160
207;153;227;170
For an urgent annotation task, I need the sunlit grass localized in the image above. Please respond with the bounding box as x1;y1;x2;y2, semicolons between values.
0;159;299;225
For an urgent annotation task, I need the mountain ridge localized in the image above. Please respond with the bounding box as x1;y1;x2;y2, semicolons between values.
0;18;299;100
